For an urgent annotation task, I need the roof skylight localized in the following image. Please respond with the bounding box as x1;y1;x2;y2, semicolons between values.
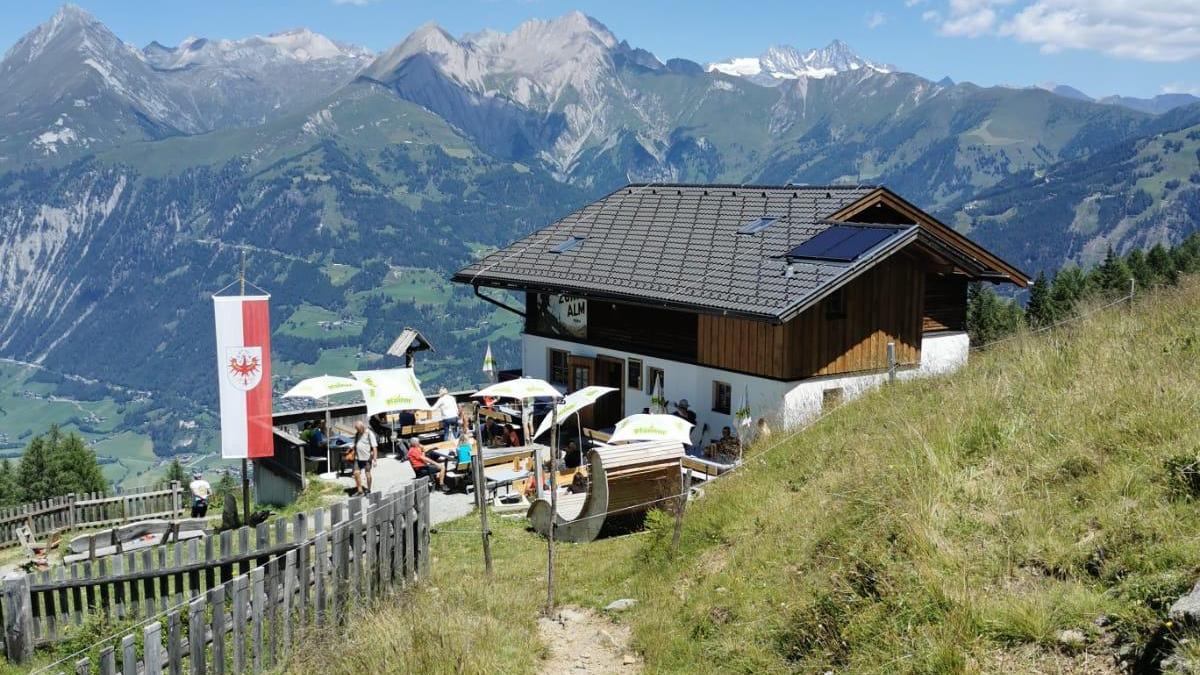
737;217;778;235
550;236;585;254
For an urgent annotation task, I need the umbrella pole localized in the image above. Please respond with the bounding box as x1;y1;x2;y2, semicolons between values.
546;403;559;617
324;398;332;474
473;405;493;575
528;399;544;500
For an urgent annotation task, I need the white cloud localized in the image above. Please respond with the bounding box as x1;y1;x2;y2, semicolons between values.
1162;82;1200;96
333;0;377;5
866;11;887;29
922;0;1200;62
920;0;1013;37
905;0;926;6
1003;0;1200;62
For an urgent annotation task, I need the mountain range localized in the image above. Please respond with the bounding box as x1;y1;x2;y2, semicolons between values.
1;4;1199;468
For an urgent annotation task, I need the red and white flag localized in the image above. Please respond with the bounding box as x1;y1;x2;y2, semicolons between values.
213;294;273;459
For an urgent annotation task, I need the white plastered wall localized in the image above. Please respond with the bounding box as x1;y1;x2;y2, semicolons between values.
521;330;969;437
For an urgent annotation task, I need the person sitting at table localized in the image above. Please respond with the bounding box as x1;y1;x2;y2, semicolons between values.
456;437;474;467
563;440;582;469
505;423;523;448
369;413;393;453
482;417;503;447
306;422;326;457
406;440;443;487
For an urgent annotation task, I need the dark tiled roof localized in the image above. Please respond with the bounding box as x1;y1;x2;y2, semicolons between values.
454;183;910;321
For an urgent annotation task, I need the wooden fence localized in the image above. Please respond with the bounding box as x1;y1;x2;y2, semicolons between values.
0;483;184;549
0;479;431;672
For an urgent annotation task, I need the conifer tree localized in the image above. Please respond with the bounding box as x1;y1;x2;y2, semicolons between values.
0;459;18;507
1025;271;1056;327
215;472;238;504
1126;248;1152;291
1147;243;1177;285
51;432;108;496
967;282;1024;345
1051;266;1087;315
17;435;54;502
164;458;188;487
1094;246;1132;297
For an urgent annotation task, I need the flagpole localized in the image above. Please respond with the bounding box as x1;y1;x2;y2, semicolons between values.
239;249;251;526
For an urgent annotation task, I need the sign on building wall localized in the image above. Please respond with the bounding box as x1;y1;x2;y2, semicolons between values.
534;293;587;338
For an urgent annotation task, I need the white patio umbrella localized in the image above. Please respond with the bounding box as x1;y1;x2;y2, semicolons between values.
351;368;431;416
482;343;498;383
282;375;363;400
649;372;666;414
473;377;563;499
608;413;694;445
473;377;563;401
531;386;617;440
282;375;365;472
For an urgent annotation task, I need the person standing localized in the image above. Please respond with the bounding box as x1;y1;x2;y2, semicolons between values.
434;387;460;441
189;472;212;518
352;420;378;496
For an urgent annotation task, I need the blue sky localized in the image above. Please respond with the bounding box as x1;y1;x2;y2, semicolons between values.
2;0;1197;99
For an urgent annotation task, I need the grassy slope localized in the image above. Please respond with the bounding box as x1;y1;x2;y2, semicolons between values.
286;278;1200;674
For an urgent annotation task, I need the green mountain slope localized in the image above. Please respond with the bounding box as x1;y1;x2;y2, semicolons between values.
291;276;1200;673
0;82;591;465
956;105;1200;275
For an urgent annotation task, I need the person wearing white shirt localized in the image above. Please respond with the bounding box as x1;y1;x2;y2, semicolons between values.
352;420;378;496
434;387;460;441
189;473;212;518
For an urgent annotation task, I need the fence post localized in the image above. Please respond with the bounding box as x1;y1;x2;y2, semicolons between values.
170;482;181;518
672;469;691;557
68;493;77;530
886;342;897;384
3;571;34;664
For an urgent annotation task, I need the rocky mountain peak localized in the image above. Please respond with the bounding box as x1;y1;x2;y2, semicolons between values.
143;27;371;70
365;12;643;94
2;2;127;69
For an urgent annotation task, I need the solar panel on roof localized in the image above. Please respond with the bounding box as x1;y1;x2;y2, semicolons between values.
785;225;902;262
737;217;778;235
550;236;585;254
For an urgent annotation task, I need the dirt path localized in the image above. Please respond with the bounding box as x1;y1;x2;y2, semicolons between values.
537;606;642;674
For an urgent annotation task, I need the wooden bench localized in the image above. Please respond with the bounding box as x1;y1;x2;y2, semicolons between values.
398;422;442;438
583;427;611;444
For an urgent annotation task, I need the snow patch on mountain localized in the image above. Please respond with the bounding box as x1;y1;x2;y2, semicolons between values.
707;40;894;85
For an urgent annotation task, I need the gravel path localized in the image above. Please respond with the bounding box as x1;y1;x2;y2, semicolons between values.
315;453;476;525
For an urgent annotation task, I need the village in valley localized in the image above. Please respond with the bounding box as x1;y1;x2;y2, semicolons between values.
2;2;1200;673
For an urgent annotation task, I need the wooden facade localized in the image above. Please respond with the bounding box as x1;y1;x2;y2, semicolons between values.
698;255;925;380
526;244;965;383
922;274;969;332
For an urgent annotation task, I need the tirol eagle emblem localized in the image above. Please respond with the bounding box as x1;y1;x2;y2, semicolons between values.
225;346;263;391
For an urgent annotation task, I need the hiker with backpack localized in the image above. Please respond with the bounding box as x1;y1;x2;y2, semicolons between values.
352;420;378;496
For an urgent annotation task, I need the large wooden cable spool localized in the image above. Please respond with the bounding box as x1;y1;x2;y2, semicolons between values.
527;440;684;543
